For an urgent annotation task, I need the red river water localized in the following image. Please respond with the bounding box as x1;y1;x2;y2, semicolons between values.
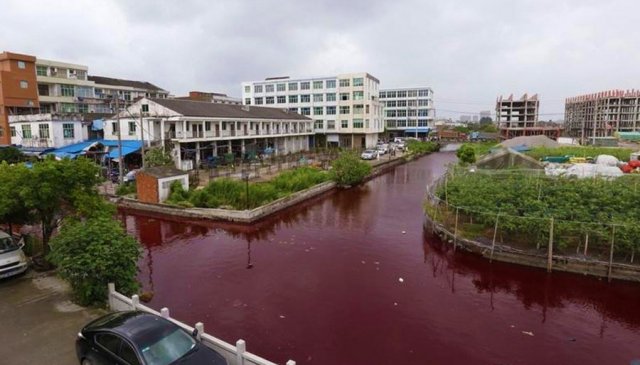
121;152;640;365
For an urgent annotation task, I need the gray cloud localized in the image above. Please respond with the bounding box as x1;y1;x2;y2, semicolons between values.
1;0;639;119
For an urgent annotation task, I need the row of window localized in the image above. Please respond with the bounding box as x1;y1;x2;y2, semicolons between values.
10;123;75;139
250;91;369;105
384;99;431;107
313;119;369;129
385;119;430;127
36;65;88;80
287;105;371;116
246;77;367;94
385;109;431;117
380;89;431;98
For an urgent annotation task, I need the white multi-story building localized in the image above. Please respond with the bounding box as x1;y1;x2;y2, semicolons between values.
242;73;383;149
9;113;89;148
379;87;434;139
105;98;313;170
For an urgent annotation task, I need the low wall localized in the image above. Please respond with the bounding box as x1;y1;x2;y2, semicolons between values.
108;284;294;365
423;207;640;283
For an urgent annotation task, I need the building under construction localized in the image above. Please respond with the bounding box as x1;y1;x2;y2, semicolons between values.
496;93;560;140
565;89;640;144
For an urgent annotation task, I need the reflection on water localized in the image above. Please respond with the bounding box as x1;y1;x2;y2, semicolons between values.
121;152;640;365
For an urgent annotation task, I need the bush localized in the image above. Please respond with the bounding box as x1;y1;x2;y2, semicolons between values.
48;217;141;305
456;144;476;165
330;151;372;186
406;140;440;155
144;147;173;167
116;182;136;196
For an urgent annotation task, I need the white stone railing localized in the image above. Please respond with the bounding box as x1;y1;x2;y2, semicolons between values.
108;283;295;365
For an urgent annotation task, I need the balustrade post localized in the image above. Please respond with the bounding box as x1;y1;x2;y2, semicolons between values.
131;295;139;310
236;339;246;365
160;307;170;319
195;322;204;341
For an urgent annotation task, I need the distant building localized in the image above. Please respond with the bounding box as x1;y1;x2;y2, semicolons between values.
565;90;640;144
176;91;241;105
0;52;40;145
459;115;471;123
496;93;559;140
472;115;479;123
379;87;434;139
242;73;384;148
479;110;492;120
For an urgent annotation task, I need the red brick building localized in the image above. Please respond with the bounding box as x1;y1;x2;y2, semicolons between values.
0;52;40;144
136;167;189;204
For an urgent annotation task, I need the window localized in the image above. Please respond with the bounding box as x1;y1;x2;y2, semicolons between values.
366;105;370;114
397;110;407;117
379;91;387;98
61;103;76;113
314;120;324;129
123;91;131;101
96;334;121;355
408;109;417;117
313;94;323;102
119;342;141;365
277;83;286;92
244;98;251;105
418;119;429;127
327;120;335;129
205;122;211;131
76;86;93;98
353;91;364;100
353;105;364;115
388;91;397;98
313;107;323;115
353;78;364;87
288;107;298;113
419;99;430;106
341;120;348;128
408;90;418;97
408;100;417;107
78;104;88;113
418;109;430;117
10;127;16;137
397;100;407;107
326;80;336;89
386;101;397;108
301;94;310;103
386;110;397;117
326;93;336;102
419;89;430;97
339;106;350;114
20;80;28;89
61;84;74;97
300;107;310;116
17;61;26;69
128;121;136;135
36;65;47;76
397;90;407;98
288;95;298;103
112;122;118;135
313;81;323;89
254;85;263;93
339;79;350;87
254;97;263;105
244;86;250;93
38;84;49;96
408;119;417;127
265;84;274;93
277;96;286;104
300;82;310;90
353;119;364;128
266;96;275;104
61;123;75;138
326;106;336;115
288;82;298;91
340;93;349;101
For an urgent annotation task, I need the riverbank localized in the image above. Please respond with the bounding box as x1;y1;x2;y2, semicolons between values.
116;151;423;223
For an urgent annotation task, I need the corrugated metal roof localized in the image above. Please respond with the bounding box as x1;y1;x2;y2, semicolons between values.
149;98;310;121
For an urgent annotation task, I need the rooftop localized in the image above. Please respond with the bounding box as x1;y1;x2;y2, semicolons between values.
150;98;309;120
140;166;188;179
89;75;166;92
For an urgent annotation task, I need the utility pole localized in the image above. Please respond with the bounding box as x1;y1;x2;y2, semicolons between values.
116;96;124;184
140;111;145;168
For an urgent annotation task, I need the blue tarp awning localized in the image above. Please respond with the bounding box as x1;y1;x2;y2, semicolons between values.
46;139;142;160
404;127;431;134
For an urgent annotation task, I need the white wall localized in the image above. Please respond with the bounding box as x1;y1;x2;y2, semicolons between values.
10;120;87;148
158;175;189;202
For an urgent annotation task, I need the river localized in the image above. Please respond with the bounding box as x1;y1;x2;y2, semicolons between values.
121;152;640;364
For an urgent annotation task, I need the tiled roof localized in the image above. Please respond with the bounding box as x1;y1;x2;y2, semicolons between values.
89;75;167;92
150;98;309;120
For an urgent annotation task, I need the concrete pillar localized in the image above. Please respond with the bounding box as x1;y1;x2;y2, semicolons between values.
160;119;165;146
183;120;187;138
195;142;201;167
213;141;218;157
175;143;182;169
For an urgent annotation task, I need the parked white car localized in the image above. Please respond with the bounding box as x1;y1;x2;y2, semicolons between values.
361;149;379;160
377;144;389;155
0;231;28;279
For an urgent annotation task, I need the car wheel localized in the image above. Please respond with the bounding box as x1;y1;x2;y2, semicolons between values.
81;358;94;365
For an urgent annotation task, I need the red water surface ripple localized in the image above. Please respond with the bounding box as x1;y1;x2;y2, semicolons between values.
121;153;640;365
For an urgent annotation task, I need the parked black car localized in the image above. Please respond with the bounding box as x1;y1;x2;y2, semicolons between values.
76;311;227;365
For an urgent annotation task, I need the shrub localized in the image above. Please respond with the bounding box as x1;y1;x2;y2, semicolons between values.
456;144;476;165
144;147;173;167
48;217;141;305
330;151;372;186
406;140;440;155
116;182;136;196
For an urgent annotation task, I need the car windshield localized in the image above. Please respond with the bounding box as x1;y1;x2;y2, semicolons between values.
0;236;18;254
365;150;376;154
139;328;196;365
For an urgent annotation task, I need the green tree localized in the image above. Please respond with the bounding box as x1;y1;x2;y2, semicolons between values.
0;146;25;164
330;151;372;186
48;216;141;305
0;162;32;234
18;157;103;256
479;117;493;125
456;144;476;165
144;147;173;168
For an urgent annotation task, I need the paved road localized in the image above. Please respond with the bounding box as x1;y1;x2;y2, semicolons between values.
0;272;105;365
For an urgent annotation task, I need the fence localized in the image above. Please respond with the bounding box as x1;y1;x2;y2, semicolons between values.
424;169;640;282
108;283;296;365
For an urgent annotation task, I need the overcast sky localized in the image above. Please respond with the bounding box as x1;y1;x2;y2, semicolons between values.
2;0;640;119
